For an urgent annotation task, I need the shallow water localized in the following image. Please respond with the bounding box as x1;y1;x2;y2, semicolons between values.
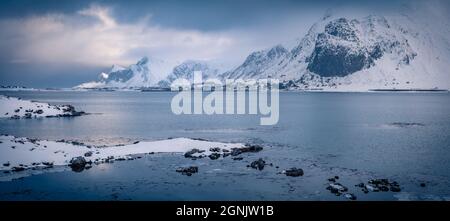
0;91;449;200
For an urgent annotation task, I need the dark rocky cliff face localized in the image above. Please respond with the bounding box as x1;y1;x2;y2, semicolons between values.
307;18;375;77
307;34;372;77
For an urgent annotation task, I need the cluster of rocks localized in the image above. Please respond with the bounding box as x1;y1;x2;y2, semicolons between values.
56;139;89;147
183;144;264;161
356;178;401;193
176;166;198;176
230;144;263;156
3;161;54;173
325;176;357;200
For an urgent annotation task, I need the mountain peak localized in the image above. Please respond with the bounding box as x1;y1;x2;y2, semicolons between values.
137;57;149;65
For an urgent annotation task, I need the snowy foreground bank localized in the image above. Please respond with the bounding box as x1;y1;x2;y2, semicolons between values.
0;95;85;119
0;135;247;173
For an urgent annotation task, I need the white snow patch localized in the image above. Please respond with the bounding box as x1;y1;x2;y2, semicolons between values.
0;135;245;172
0;95;82;119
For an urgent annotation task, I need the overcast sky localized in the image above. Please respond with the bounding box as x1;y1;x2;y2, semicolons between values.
0;0;447;88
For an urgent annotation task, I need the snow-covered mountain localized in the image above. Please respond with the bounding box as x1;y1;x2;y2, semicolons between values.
75;57;174;89
221;10;450;90
76;5;450;91
157;60;222;88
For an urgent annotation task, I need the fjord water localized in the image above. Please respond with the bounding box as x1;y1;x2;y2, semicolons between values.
0;91;449;200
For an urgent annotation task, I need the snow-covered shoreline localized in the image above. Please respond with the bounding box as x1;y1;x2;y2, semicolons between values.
0;95;85;119
0;135;247;173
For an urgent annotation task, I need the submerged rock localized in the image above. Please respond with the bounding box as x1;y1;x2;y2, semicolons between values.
344;193;357;200
176;166;199;176
249;158;266;170
283;168;304;177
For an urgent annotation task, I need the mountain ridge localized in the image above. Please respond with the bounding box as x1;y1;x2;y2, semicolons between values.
75;9;450;91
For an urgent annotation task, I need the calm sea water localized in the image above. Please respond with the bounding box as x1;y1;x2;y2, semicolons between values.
0;91;449;200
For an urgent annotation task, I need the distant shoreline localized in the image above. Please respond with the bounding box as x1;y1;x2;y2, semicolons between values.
369;89;449;92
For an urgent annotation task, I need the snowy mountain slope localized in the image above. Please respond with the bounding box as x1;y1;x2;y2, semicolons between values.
76;5;450;91
158;60;222;88
75;57;175;89
221;9;450;91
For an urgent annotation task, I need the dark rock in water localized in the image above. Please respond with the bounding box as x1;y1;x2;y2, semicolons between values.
326;183;348;196
3;162;10;167
69;156;87;172
344;193;357;201
284;168;304;177
390;186;401;192
242;144;263;153
250;158;266;170
24;113;32;119
420;183;426;187
12;166;25;172
334;176;339;180
230;144;263;156
209;153;221;160
328;177;336;182
84;151;93;157
176;166;199;176
133;141;140;144
232;157;243;161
